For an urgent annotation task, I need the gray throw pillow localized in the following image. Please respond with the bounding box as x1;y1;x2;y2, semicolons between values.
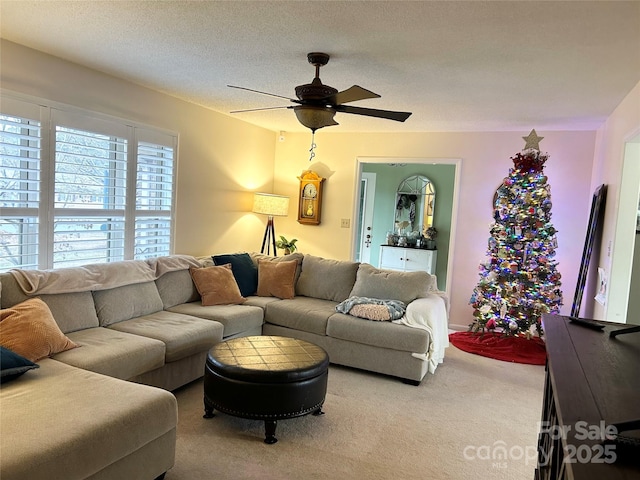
348;263;435;305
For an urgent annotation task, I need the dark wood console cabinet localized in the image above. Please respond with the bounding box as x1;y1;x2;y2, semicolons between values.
536;314;640;480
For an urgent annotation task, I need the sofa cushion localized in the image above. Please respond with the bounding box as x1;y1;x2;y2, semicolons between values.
0;297;78;362
0;358;177;480
190;265;246;306
212;253;258;297
155;269;200;309
167;302;264;338
349;263;435;305
0;272;99;333
93;281;164;327
296;254;359;302
242;295;282;310
56;327;166;380
107;310;223;363
257;258;297;299
264;297;337;336
0;346;39;383
327;313;430;353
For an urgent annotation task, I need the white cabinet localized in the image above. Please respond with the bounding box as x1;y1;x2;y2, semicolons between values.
379;246;437;274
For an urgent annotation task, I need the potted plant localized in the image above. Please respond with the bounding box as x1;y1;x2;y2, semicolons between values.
424;226;438;250
276;236;298;255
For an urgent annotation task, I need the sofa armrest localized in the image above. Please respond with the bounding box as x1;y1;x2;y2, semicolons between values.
427;289;450;316
393;294;449;373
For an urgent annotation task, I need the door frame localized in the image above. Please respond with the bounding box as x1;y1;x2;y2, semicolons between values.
351;156;461;295
356;172;377;264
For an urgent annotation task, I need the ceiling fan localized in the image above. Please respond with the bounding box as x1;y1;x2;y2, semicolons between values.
229;52;412;132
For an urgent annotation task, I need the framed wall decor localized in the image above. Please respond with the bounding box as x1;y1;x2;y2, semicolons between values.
297;170;325;225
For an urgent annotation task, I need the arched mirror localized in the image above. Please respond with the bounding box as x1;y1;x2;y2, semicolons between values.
394;174;435;237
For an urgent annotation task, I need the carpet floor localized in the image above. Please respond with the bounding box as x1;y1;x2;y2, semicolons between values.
165;344;545;480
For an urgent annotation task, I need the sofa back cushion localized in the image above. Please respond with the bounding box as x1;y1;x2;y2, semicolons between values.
0;273;99;333
348;263;435;305
155;269;200;309
296;254;360;302
93;281;164;327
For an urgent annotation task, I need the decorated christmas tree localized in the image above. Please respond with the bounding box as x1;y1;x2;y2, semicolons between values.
469;130;563;338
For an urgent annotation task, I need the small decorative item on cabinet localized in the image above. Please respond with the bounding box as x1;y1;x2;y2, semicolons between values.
297;170;325;225
424;226;438;250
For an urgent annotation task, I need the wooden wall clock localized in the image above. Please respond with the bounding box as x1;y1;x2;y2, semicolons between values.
297;170;325;225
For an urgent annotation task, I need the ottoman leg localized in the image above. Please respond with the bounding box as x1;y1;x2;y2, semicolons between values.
203;398;215;419
264;420;278;444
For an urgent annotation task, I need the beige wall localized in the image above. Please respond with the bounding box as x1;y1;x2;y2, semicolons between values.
0;40;277;257
590;80;640;322
274;130;597;329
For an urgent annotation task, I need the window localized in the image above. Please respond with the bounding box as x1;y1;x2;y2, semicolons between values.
134;140;174;260
0;97;176;271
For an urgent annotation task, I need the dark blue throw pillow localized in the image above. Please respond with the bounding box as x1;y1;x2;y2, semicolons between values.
0;346;39;384
212;253;258;297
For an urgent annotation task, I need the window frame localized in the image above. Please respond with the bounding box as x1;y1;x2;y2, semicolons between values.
0;93;178;270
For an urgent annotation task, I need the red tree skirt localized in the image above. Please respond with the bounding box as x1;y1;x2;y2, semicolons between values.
449;331;546;365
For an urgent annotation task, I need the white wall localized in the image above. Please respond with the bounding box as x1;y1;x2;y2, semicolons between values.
590;80;640;322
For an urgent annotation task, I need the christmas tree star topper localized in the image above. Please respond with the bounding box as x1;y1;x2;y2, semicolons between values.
522;129;544;151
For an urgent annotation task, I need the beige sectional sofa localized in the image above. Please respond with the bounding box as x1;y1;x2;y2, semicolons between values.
0;252;449;480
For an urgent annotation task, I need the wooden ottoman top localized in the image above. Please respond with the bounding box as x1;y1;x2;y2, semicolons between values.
206;336;329;383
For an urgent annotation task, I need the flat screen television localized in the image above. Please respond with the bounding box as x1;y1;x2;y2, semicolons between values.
571;184;607;318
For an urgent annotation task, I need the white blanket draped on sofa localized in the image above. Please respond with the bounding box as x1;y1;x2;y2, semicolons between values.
393;294;449;374
10;255;201;295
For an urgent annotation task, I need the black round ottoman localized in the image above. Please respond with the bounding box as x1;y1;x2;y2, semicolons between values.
203;335;329;444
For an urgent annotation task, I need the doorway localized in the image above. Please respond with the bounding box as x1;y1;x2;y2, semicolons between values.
608;134;640;324
351;157;461;294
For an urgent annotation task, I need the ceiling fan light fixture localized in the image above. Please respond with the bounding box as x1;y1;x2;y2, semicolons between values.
293;105;338;132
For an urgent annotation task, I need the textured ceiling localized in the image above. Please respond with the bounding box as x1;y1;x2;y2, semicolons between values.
1;1;639;133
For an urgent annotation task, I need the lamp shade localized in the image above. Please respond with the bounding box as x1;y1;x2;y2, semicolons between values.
252;193;290;217
293;105;338;131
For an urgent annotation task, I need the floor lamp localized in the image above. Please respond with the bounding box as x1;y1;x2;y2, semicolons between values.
252;193;290;256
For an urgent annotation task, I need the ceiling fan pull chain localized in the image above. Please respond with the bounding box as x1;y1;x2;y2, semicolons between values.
308;132;317;162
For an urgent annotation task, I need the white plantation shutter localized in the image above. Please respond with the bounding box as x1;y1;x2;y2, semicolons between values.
134;134;175;259
52;119;129;268
0;96;177;271
0;101;42;270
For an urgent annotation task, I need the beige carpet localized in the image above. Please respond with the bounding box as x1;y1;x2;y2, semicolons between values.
165;344;545;480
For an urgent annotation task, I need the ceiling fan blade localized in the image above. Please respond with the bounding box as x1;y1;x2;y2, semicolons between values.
335;105;412;122
327;85;380;105
228;85;299;103
230;105;292;114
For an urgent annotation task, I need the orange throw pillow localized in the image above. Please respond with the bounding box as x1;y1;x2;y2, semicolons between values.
0;297;78;362
257;259;297;299
190;265;246;306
